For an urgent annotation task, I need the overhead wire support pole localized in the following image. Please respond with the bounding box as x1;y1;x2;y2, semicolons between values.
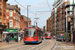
73;0;74;44
27;5;28;27
66;8;68;42
34;18;39;27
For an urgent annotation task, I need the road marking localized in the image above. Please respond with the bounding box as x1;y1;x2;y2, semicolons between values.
59;42;62;50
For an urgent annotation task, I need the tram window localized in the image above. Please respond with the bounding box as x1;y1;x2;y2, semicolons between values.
33;32;36;37
25;31;28;37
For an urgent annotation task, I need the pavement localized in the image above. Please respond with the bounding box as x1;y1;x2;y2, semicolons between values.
0;40;23;46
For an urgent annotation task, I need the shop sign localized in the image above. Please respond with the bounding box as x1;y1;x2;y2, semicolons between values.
6;29;18;32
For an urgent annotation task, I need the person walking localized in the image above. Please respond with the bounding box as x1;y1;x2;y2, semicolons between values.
14;35;17;42
5;36;7;43
7;35;9;43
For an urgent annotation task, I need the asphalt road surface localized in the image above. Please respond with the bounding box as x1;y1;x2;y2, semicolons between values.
0;39;75;50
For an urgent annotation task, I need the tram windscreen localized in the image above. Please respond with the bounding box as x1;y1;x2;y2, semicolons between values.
25;28;36;37
47;33;51;36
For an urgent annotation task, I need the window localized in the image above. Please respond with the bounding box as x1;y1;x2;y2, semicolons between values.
60;11;63;14
3;19;6;23
0;4;2;9
9;11;13;17
9;20;13;27
7;10;8;12
61;16;63;20
0;18;2;22
60;6;63;9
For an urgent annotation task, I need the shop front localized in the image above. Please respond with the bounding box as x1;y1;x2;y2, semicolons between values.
3;29;19;42
0;24;7;42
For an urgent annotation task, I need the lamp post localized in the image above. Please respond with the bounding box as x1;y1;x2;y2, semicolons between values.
73;0;74;44
27;5;31;27
66;8;68;42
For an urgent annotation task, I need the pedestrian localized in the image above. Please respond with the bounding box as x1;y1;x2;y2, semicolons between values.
7;35;9;43
20;34;23;42
14;35;17;42
5;36;7;43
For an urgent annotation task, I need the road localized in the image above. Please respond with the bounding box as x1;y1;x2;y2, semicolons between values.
0;39;75;50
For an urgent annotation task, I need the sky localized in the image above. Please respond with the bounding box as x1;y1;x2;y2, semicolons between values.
7;0;54;28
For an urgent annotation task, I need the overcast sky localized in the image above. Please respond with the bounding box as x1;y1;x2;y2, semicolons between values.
7;0;54;28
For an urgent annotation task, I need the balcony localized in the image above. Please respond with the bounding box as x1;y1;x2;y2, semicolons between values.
65;2;70;8
67;7;73;12
67;13;73;17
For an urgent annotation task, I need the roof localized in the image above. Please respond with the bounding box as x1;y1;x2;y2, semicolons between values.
21;15;31;21
6;4;20;14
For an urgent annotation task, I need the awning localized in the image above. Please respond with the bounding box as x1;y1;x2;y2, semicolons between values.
3;31;18;34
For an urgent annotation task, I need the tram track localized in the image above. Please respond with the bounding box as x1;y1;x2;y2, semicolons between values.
51;40;56;50
38;40;50;50
28;40;50;50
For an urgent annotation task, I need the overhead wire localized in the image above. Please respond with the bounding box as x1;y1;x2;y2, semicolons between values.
14;0;35;15
46;0;52;12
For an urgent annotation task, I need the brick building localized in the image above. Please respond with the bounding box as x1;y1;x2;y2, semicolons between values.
47;17;50;31
20;15;26;30
43;26;47;33
20;15;31;30
0;0;8;42
23;17;31;26
47;0;72;36
6;4;21;30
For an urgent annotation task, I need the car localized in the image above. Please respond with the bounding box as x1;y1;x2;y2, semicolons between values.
53;36;56;39
59;36;65;41
56;35;60;41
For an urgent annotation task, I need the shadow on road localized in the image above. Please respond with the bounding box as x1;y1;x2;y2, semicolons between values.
23;42;42;45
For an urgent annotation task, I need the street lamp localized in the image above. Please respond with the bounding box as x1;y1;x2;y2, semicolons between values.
27;5;31;27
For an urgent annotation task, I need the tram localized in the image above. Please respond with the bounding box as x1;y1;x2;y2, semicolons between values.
45;32;51;39
24;26;42;43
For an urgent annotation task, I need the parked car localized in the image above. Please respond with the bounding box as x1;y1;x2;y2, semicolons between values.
59;36;65;41
56;35;60;41
56;35;65;41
